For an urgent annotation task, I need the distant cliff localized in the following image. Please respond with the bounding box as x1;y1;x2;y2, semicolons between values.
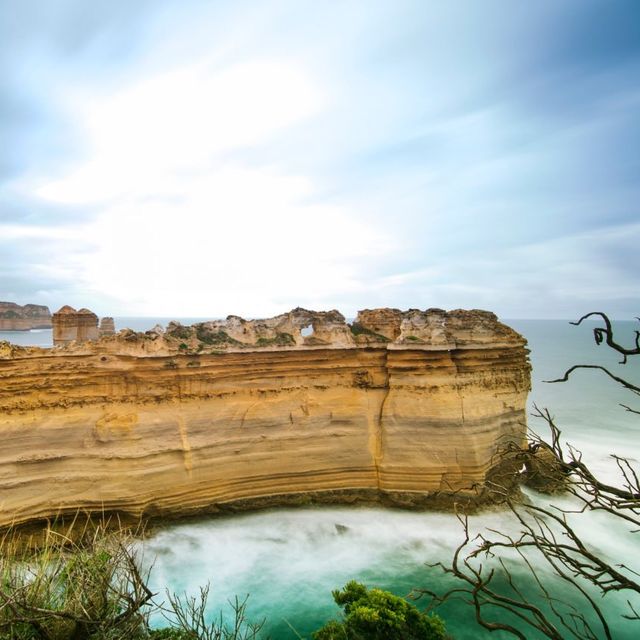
0;307;531;528
0;301;51;331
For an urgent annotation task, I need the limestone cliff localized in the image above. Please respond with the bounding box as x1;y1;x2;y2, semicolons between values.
0;302;51;331
98;317;116;337
0;308;530;528
52;306;99;346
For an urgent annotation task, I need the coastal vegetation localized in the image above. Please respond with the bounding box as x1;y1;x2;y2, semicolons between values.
0;521;450;640
312;581;446;640
255;333;295;347
0;521;264;640
348;323;389;342
1;312;637;638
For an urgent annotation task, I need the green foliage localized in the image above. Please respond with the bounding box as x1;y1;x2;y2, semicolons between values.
0;522;264;640
0;523;152;640
167;325;193;340
160;584;264;640
255;333;295;347
195;327;240;346
149;628;198;639
313;581;447;640
348;323;389;343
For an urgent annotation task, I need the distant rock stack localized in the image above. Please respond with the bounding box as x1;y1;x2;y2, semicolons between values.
52;306;99;346
0;302;52;331
99;317;116;337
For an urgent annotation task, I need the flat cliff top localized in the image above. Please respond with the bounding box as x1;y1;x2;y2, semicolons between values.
0;301;51;317
0;307;526;359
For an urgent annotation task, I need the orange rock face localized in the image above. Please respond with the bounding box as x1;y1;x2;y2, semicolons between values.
0;308;531;528
52;306;99;346
99;317;116;337
0;302;51;331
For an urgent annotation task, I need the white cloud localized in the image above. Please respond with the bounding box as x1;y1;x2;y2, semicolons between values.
75;166;392;316
19;56;400;316
34;58;325;205
0;224;82;240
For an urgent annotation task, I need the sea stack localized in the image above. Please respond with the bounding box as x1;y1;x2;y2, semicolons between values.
52;306;99;346
99;317;116;337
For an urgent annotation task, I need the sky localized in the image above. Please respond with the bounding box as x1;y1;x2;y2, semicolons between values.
0;0;638;320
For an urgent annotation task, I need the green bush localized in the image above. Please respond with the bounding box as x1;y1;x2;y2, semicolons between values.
0;523;152;640
255;333;295;347
348;323;389;343
313;581;446;640
149;629;198;639
195;327;240;346
0;522;264;640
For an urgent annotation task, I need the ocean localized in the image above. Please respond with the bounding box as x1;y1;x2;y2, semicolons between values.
3;317;639;638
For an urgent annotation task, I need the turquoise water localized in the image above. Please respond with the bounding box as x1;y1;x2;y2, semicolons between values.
4;317;639;637
143;318;640;639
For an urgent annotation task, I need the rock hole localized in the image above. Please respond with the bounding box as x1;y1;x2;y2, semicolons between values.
301;324;314;337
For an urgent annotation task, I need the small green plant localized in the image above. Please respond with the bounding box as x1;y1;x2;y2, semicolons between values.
0;520;265;640
195;327;241;346
313;581;447;640
167;325;193;341
149;629;197;639
349;323;389;343
0;521;153;640
159;583;264;640
255;333;295;347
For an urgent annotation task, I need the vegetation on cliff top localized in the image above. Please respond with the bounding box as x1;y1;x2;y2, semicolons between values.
348;323;389;343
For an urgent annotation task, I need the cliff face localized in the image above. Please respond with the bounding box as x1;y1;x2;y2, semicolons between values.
0;308;530;528
98;317;116;337
0;302;51;331
52;306;99;346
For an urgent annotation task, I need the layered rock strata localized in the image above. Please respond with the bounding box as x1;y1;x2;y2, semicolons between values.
52;306;99;346
99;317;116;337
0;308;530;529
0;302;52;331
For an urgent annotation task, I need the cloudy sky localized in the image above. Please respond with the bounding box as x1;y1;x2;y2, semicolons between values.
1;0;638;319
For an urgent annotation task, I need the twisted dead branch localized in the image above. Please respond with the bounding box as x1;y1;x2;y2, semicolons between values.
419;313;640;639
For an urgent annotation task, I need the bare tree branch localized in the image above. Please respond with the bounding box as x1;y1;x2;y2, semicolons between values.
422;313;640;638
570;312;640;364
546;365;640;395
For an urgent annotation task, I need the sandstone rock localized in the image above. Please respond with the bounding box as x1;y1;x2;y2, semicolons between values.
99;317;116;337
167;308;356;349
354;308;403;341
0;301;52;331
0;307;531;528
52;306;99;346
